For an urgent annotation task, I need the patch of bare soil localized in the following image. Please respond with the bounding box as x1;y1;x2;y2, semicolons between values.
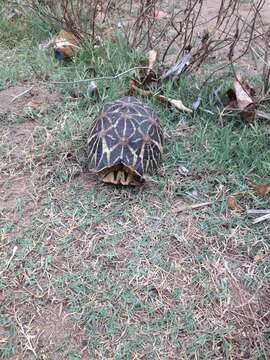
32;303;88;358
0;121;36;213
1;122;36;159
68;172;97;190
1;299;89;359
1;174;30;210
0;85;63;118
202;0;270;26
0;82;63;210
0;323;9;351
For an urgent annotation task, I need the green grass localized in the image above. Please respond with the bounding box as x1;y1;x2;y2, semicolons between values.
0;12;269;360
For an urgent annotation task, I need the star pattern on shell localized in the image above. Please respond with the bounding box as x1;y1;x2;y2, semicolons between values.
87;96;163;184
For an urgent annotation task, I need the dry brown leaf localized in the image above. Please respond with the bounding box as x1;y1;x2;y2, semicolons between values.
56;30;80;45
233;73;256;120
157;95;193;113
54;29;80;59
27;99;42;109
129;82;192;113
169;99;193;113
148;49;158;70
234;75;254;110
227;195;241;211
246;179;270;195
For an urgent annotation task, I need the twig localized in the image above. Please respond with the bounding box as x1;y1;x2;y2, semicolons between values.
6;245;18;267
10;87;33;103
51;66;150;84
172;201;213;213
257;111;270;121
247;209;270;215
252;212;270;224
14;313;37;357
0;246;18;276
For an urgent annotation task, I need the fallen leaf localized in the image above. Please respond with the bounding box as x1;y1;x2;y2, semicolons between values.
232;72;256;120
148;49;158;70
27;99;42;109
227;195;241;210
246;179;270;195
157;95;193;113
169;99;193;113
129;81;192;112
53;29;80;60
234;80;254;109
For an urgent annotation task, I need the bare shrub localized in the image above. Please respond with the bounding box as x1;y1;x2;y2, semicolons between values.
18;0;269;77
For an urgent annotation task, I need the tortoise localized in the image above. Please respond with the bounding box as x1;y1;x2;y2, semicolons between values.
87;96;163;185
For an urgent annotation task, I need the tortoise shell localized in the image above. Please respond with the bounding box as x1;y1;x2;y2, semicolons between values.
87;96;163;185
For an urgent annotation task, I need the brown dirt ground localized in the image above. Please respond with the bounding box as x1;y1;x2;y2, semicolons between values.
0;85;63;221
0;85;63;117
159;0;270;73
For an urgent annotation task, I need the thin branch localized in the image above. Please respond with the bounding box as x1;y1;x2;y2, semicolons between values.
50;66;150;84
10;87;33;103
